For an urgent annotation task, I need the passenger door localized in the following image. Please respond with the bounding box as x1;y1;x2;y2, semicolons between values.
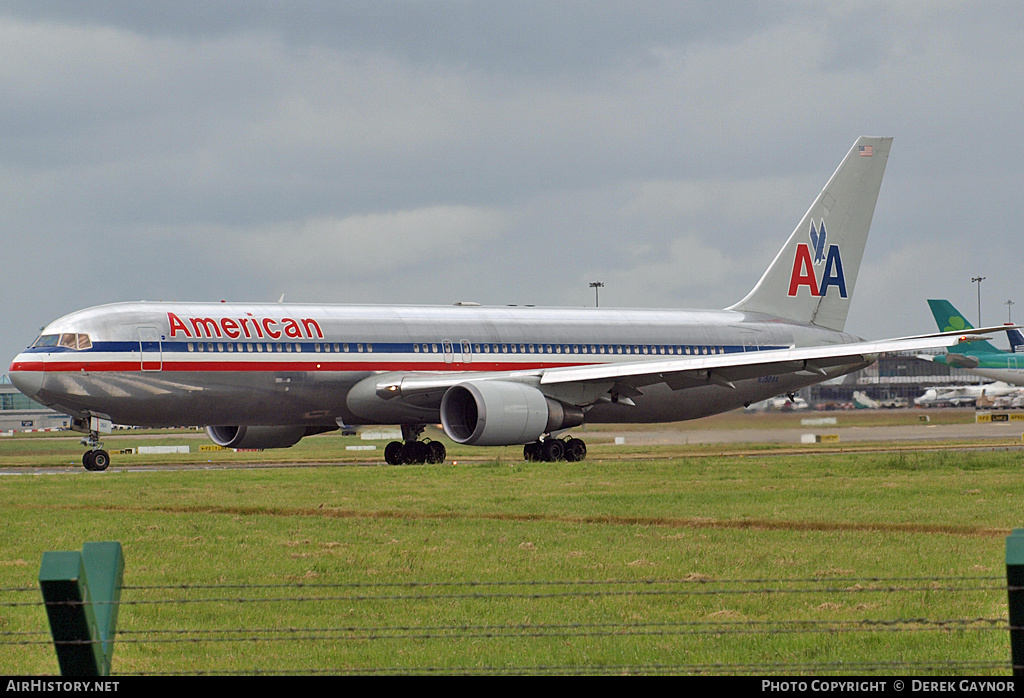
139;327;162;371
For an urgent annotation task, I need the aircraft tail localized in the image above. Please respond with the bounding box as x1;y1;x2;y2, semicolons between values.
1006;326;1024;353
926;299;1003;355
728;136;892;331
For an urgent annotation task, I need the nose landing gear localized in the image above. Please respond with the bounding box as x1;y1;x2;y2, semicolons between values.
75;416;111;471
83;448;110;471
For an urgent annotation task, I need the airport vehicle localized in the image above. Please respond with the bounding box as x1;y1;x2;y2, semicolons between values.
9;137;998;470
925;300;1024;385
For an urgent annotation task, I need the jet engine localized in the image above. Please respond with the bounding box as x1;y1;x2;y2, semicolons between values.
440;381;584;446
206;425;336;450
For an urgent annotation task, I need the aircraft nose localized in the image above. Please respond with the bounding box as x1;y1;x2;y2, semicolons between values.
8;357;44;397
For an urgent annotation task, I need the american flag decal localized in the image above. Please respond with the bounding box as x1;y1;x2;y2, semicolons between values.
859;145;873;157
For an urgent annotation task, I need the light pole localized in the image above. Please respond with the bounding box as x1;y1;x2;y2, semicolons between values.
1007;300;1015;324
972;276;986;327
589;281;604;308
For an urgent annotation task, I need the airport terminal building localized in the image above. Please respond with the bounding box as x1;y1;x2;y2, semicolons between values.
0;375;70;432
808;351;983;407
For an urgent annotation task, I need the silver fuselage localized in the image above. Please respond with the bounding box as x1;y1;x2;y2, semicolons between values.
9;301;867;429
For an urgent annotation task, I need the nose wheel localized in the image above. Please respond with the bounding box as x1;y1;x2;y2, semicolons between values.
79;423;110;471
83;449;110;471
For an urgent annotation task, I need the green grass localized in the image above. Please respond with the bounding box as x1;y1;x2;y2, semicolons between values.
0;433;1020;675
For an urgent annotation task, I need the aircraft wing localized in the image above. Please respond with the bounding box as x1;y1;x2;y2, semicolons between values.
376;327;1012;406
539;328;1007;389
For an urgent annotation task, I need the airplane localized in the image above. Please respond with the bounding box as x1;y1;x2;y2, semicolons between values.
924;300;1024;385
852;391;907;409
8;136;1004;471
744;394;809;412
913;381;1021;407
1007;326;1024;353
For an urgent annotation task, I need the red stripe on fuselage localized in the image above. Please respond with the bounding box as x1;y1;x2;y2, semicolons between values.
32;359;589;373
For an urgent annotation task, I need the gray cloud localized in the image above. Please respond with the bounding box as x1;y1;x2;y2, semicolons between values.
4;2;1024;367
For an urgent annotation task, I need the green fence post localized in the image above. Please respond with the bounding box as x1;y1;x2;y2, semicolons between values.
1006;529;1024;676
38;542;124;676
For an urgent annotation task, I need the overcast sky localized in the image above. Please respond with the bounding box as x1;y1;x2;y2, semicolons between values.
3;1;1024;368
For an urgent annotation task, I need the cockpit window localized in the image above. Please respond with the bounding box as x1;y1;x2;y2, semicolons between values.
33;333;91;350
33;334;59;348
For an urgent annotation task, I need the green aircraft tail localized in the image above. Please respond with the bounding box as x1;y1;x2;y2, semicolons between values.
927;299;1002;355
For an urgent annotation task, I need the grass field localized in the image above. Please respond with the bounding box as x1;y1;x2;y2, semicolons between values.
1;413;1021;675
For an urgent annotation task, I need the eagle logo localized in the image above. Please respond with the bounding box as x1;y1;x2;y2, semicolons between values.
809;220;827;264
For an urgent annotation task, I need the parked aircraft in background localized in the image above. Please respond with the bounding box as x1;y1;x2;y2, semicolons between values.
1006;326;1024;353
853;391;907;409
925;300;1024;385
744;394;809;412
9;137;1001;471
913;381;1021;407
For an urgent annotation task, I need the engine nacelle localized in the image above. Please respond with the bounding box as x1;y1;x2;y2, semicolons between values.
440;381;584;446
206;425;335;450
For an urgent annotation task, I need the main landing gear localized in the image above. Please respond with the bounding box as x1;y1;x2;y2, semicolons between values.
384;424;447;465
523;436;587;463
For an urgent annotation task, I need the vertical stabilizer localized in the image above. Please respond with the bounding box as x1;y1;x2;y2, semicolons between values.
728;136;892;331
1007;327;1024;353
927;299;1003;355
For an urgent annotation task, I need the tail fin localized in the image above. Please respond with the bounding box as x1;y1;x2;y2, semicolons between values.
728;136;892;331
1007;326;1024;353
926;299;1003;355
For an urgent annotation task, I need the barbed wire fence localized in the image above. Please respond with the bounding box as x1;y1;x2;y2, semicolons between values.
1;574;1014;675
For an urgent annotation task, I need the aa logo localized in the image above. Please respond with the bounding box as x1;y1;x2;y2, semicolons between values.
787;220;847;298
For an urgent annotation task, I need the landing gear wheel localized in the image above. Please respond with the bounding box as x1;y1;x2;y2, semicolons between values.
524;442;542;462
384;441;405;465
564;438;587;462
426;440;446;464
541;439;565;462
403;440;429;465
83;450;110;471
